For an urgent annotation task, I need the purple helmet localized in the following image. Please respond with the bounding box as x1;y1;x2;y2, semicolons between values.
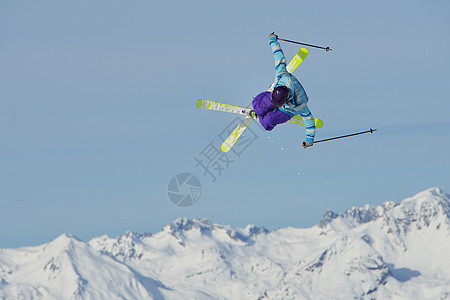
271;86;289;108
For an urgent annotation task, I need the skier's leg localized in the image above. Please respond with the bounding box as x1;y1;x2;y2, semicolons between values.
252;91;274;117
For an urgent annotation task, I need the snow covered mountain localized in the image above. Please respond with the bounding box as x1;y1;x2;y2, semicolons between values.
1;187;450;300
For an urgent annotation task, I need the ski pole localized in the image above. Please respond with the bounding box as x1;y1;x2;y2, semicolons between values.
278;38;332;52
314;128;377;144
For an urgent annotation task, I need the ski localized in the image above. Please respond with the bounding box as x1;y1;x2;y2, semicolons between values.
220;116;254;153
197;99;323;128
197;99;251;116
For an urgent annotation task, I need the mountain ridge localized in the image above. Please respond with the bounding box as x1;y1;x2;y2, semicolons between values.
1;187;449;299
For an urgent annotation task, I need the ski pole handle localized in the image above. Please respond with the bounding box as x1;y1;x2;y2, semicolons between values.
278;38;332;52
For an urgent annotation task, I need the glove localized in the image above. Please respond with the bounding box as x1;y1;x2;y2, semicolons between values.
302;141;313;149
269;32;278;40
248;110;257;119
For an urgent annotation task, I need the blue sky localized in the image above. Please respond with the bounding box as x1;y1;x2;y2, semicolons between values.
1;0;449;248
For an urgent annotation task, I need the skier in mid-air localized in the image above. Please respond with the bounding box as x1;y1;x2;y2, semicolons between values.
250;32;316;149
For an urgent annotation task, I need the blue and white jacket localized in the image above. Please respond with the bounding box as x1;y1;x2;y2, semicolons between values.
269;36;316;143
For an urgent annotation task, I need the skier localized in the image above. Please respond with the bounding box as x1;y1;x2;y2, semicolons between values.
250;32;316;149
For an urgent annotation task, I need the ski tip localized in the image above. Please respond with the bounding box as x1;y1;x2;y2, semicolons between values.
196;99;202;108
300;47;309;55
220;144;231;153
315;118;324;129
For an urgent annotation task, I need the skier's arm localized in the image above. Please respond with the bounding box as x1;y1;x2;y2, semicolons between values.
299;105;316;144
269;35;287;79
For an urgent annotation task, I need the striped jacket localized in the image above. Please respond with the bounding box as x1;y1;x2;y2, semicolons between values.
269;36;316;143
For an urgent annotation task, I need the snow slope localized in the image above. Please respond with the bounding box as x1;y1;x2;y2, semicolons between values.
1;187;450;299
